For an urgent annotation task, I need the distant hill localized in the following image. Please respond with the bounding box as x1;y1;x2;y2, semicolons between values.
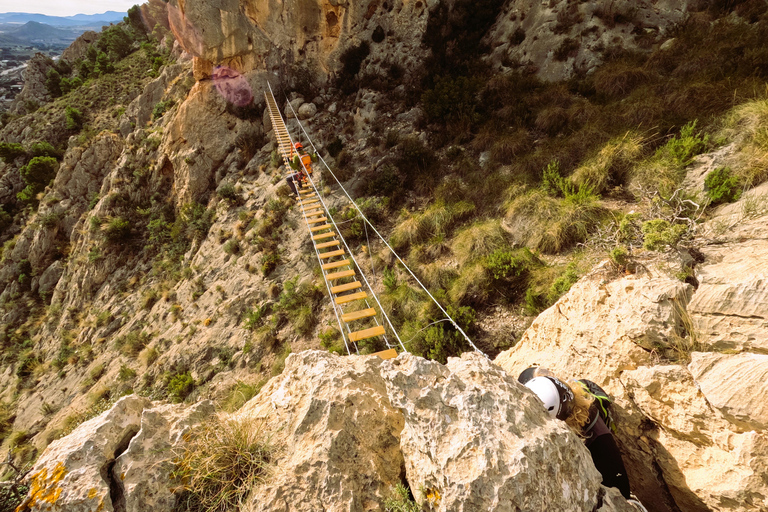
8;21;77;43
0;11;123;27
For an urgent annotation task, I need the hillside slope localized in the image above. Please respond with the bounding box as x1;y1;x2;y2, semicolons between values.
1;0;768;510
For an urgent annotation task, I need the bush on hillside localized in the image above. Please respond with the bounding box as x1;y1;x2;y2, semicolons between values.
421;75;483;125
0;143;26;163
65;106;84;131
704;166;742;204
641;219;687;251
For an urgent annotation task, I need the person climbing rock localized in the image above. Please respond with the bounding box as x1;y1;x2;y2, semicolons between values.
519;368;648;512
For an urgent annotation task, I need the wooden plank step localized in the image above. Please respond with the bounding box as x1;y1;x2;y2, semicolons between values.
319;249;345;260
335;291;367;305
307;217;328;225
302;206;323;214
349;325;386;342
371;348;398;360
322;259;350;270
331;281;362;294
303;209;324;217
341;307;377;323
326;269;355;280
300;194;316;200
300;199;320;206
312;232;336;241
310;224;332;232
316;240;340;249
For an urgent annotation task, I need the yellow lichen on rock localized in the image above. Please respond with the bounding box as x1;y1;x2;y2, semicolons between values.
18;462;67;510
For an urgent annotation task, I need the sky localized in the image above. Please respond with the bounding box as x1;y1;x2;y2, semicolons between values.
0;0;138;17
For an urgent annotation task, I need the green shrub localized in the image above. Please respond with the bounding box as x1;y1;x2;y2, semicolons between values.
704;166;742;204
118;365;137;381
217;181;239;201
385;483;422;512
168;372;195;402
103;216;131;243
243;304;268;330
20;156;57;190
641;219;687;251
484;248;542;301
29;141;61;159
46;68;62;97
115;330;151;357
223;239;240;255
65;106;84;131
152;99;175;120
0;142;26;162
665;120;709;169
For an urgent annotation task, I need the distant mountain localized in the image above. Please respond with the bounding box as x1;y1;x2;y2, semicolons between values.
8;21;77;43
0;11;124;27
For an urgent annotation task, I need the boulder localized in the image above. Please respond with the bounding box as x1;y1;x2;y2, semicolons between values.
237;350;406;512
297;102;317;119
38;260;64;296
115;400;216;512
18;395;151;512
381;352;631;512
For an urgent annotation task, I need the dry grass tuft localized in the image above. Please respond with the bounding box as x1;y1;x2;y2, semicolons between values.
570;131;645;194
719;98;768;187
173;415;274;512
451;220;508;266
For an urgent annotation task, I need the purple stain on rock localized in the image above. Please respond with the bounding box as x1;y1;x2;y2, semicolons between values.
212;66;254;107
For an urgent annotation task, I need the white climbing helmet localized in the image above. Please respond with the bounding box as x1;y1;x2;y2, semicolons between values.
525;376;574;421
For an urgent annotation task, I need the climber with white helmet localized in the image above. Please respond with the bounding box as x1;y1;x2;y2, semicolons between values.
520;368;648;512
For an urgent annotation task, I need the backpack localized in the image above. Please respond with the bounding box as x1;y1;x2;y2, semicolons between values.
577;379;616;433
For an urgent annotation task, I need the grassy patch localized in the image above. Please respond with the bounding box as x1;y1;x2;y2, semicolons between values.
173;416;274;512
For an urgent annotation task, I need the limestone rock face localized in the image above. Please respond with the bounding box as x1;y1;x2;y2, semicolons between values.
17;396;216;512
115;400;217;512
9;53;54;114
621;364;768;512
174;0;432;85
495;190;768;512
238;350;405;512
60;31;99;65
485;0;689;82
381;352;628;512
494;265;688;385
18;395;151;512
688;352;768;432
692;184;768;352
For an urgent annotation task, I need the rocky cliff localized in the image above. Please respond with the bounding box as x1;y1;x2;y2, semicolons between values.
2;0;768;511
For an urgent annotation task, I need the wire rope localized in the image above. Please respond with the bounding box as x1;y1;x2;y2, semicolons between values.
282;93;486;357
268;83;406;354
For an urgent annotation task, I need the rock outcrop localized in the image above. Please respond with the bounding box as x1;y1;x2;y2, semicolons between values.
22;351;634;512
9;53;54;115
485;0;689;82
17;395;215;512
494;183;768;511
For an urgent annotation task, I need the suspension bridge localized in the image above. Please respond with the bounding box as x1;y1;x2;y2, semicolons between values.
264;83;484;360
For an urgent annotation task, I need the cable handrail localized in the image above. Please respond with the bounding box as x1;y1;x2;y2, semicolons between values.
281;92;486;357
266;83;406;354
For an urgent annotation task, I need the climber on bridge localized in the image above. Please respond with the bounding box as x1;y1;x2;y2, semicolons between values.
292;142;313;179
519;367;647;512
